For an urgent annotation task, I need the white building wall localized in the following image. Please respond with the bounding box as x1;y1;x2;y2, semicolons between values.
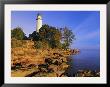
37;15;42;32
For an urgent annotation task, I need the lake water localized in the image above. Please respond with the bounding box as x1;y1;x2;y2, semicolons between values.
68;49;100;76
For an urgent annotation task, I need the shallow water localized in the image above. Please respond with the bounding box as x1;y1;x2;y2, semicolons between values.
68;49;100;76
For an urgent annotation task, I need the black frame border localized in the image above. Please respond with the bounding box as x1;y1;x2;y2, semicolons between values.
0;0;110;87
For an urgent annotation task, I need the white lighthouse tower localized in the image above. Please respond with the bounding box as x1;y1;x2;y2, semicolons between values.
36;13;42;32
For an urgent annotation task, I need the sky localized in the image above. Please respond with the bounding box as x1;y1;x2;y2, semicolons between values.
11;11;100;50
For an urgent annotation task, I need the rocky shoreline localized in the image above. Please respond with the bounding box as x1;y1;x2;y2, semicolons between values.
11;40;99;77
11;48;77;77
11;40;79;77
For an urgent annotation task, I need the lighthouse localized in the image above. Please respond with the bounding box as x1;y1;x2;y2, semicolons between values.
36;13;42;32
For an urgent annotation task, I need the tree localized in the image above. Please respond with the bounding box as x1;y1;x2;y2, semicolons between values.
39;24;62;48
28;31;40;41
28;25;75;49
61;27;75;49
23;36;28;40
11;27;26;40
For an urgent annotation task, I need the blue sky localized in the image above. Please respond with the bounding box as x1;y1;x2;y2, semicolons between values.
11;11;100;50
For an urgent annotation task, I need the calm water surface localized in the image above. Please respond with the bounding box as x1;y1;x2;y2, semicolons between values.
68;49;100;76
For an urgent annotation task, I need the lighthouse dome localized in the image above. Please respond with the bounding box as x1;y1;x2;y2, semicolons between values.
37;14;42;20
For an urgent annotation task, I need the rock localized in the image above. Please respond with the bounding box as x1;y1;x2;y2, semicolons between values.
52;59;62;65
45;58;52;64
38;64;48;72
48;64;58;72
62;57;67;62
75;70;100;77
47;72;58;77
